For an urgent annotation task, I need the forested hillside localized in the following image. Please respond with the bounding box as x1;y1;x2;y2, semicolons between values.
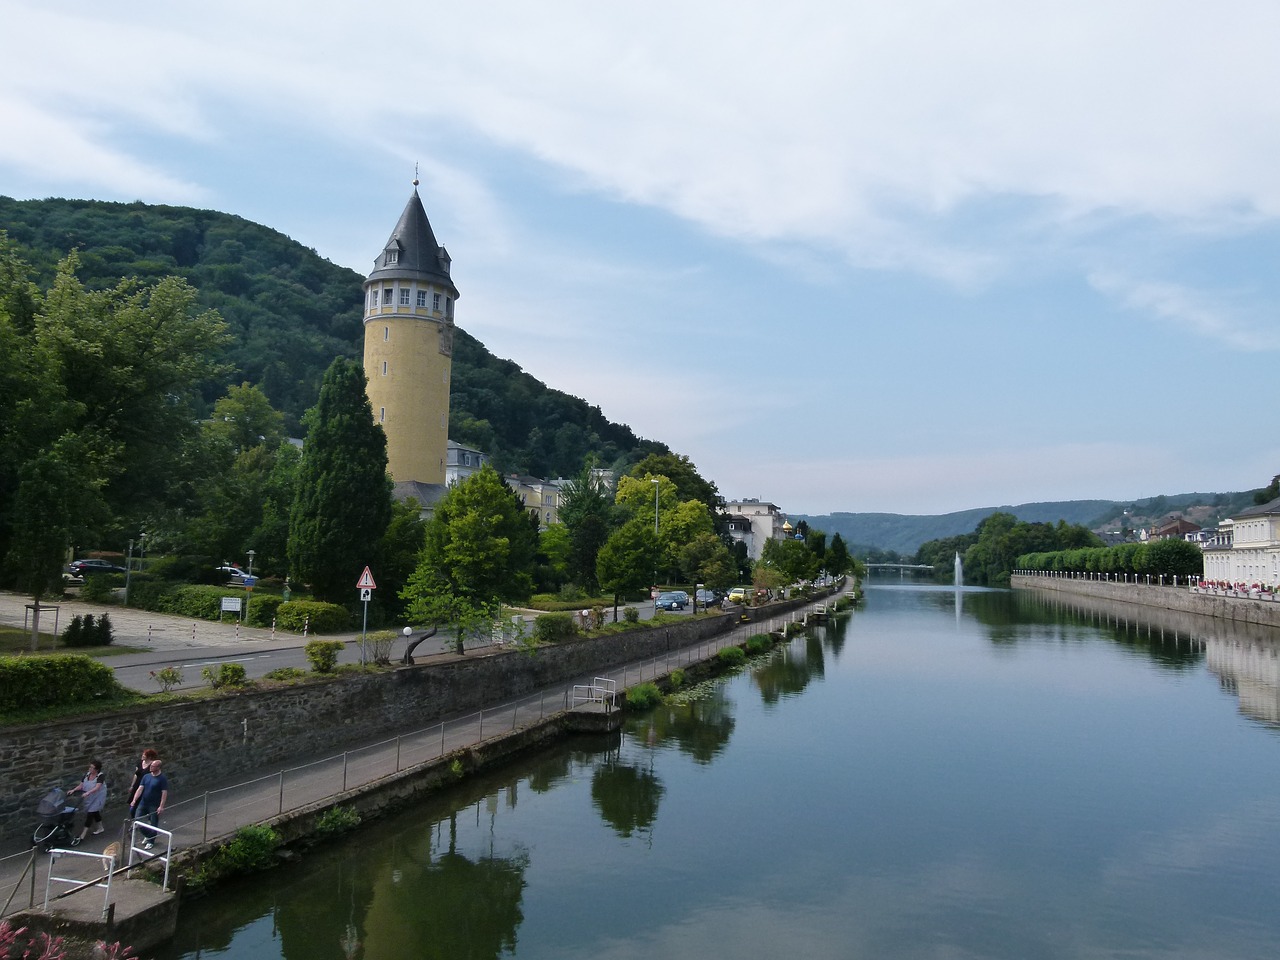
0;196;665;478
797;490;1261;557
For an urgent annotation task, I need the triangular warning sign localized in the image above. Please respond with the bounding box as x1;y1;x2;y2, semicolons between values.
356;566;377;590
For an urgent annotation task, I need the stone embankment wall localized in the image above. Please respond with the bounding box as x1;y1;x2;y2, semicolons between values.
0;592;827;839
1011;574;1280;630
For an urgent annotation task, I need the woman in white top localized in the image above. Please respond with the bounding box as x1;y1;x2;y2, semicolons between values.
69;759;107;845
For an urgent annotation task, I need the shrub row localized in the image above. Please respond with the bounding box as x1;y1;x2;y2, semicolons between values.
0;655;121;713
125;577;348;632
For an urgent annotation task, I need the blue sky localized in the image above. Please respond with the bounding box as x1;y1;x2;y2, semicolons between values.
2;0;1278;516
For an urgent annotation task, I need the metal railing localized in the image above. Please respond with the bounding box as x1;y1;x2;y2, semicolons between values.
44;848;115;915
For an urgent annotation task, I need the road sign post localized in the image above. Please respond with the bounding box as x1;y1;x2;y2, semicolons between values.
356;567;377;665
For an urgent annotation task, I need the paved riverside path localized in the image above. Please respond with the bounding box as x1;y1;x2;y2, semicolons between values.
0;590;845;919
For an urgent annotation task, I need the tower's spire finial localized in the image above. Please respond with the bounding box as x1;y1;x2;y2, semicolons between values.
413;163;420;189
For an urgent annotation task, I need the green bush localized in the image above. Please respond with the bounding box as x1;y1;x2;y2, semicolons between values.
669;668;685;688
155;584;244;621
626;682;663;709
315;805;362;837
622;606;639;623
263;666;308;682
0;655;122;713
746;633;772;653
80;574;121;603
202;662;249;689
126;576;174;612
277;600;350;633
246;594;284;628
147;554;217;584
305;639;345;673
189;824;280;891
716;646;746;667
532;612;578;644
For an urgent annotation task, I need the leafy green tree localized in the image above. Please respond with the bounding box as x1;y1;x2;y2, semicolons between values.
679;532;737;592
537;524;572;593
401;464;538;654
1254;474;1280;505
374;498;428;622
627;453;724;518
289;358;392;603
761;537;819;584
597;518;658;616
826;533;852;575
559;462;615;593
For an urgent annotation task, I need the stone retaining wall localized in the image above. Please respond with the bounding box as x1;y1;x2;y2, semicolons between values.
0;594;828;840
1010;574;1280;630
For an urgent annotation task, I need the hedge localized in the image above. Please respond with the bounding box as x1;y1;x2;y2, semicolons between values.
276;601;350;634
532;612;578;644
0;655;121;713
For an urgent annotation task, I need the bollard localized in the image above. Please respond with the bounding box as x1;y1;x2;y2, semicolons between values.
235;623;240;642
303;615;310;638
147;623;152;642
271;617;276;640
192;623;196;643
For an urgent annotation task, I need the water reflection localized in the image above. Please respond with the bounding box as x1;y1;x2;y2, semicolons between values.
591;759;664;839
751;634;826;704
1007;587;1280;726
632;688;736;763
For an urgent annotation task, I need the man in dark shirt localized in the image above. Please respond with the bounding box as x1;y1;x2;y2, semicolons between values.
130;759;169;850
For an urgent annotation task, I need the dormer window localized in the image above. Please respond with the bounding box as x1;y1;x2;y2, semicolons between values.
384;249;399;265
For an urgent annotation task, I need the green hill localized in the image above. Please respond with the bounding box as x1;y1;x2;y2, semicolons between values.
797;489;1260;557
0;196;666;478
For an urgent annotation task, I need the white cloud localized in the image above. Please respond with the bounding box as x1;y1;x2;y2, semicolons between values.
1089;271;1278;352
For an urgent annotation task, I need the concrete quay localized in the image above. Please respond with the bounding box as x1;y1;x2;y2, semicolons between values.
1010;573;1280;631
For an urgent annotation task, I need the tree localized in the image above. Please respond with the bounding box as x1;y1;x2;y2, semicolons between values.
559;462;615;593
289;358;392;603
826;533;852;575
401;464;538;654
627;453;724;519
761;537;819;585
596;518;658;616
679;532;737;593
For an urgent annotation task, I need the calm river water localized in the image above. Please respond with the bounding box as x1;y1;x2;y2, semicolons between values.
153;581;1280;959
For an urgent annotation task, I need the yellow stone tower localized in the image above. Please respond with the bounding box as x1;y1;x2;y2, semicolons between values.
362;184;459;492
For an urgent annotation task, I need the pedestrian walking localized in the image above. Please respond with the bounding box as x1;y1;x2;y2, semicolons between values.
126;748;159;804
130;758;168;850
68;759;107;845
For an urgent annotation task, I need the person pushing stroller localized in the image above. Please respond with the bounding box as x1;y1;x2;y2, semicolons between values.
67;759;107;846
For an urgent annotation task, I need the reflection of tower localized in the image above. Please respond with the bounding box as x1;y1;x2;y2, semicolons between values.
362;181;459;489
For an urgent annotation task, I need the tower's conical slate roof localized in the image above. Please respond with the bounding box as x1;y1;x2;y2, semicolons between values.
367;189;458;294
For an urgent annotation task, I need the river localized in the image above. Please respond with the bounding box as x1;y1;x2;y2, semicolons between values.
151;580;1280;959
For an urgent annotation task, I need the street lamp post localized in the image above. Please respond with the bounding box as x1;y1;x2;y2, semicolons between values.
245;550;256;625
651;478;660;590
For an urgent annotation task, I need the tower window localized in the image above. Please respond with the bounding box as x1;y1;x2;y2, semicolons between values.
382;360;388;376
432;293;441;311
380;407;385;422
383;326;389;341
445;297;453;318
382;289;393;306
399;288;410;306
417;290;427;307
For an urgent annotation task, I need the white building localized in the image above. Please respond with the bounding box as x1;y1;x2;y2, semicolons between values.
445;440;487;486
725;498;788;562
1201;497;1280;586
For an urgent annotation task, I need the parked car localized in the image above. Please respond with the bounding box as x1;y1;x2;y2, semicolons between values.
727;586;750;604
655;591;688;611
695;589;719;606
68;558;127;576
216;565;247;581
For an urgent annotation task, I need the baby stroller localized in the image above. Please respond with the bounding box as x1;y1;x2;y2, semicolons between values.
32;786;80;852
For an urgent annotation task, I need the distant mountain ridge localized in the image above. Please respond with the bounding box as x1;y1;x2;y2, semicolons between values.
796;490;1258;556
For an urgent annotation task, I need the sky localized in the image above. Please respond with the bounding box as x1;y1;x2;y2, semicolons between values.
2;0;1278;517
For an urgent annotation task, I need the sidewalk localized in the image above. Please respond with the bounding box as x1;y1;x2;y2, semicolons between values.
0;591;847;920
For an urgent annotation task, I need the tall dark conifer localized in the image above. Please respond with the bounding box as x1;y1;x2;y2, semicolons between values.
289;358;392;603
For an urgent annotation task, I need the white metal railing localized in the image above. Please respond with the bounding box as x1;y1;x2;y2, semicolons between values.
128;821;173;891
571;677;617;709
43;848;114;916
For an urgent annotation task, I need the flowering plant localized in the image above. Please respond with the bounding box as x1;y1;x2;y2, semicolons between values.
150;665;184;693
